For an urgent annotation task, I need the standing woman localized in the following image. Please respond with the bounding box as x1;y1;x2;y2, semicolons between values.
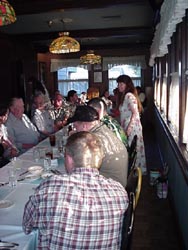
117;74;146;174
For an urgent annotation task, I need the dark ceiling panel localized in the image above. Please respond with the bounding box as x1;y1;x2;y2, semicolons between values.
1;0;163;53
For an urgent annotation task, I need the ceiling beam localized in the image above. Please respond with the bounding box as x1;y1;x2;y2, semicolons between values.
9;0;149;15
11;27;153;41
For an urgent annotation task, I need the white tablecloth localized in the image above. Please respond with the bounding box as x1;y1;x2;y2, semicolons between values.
0;130;67;250
0;184;37;250
0;225;38;250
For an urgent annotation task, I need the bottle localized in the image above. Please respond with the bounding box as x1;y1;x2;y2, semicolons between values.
68;124;73;136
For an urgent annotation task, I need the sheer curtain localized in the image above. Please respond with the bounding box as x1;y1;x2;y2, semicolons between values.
154;77;160;106
50;59;88;72
149;0;188;66
168;72;179;135
161;75;167;115
102;56;146;70
183;89;188;147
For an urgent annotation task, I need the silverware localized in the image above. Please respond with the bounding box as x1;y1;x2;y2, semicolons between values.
0;240;19;247
0;182;9;187
19;170;29;177
51;169;62;175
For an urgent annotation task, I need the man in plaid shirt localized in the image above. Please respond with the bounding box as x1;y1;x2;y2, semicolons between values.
22;131;129;249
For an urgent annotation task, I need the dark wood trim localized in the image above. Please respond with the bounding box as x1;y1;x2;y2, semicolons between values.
155;107;188;185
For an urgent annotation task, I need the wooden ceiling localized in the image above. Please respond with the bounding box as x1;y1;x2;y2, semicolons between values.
0;0;164;53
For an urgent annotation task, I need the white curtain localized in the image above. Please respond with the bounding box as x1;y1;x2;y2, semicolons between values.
161;75;167;115
51;56;146;72
50;59;89;72
102;56;146;70
168;72;179;135
149;0;188;66
183;89;188;145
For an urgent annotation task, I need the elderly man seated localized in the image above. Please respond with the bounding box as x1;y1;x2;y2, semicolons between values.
31;93;55;138
23;131;129;249
6;97;40;154
67;105;128;187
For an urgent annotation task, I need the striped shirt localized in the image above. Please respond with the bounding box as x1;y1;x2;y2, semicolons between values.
23;168;129;250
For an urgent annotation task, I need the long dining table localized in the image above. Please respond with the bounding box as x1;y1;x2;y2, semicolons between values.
0;128;67;250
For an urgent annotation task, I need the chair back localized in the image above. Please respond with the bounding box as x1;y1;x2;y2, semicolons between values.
120;192;135;250
128;135;137;176
121;167;142;249
126;167;142;209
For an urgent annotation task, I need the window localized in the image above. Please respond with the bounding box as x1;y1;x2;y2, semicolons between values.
108;65;141;95
168;72;179;136
183;89;188;148
161;75;167;115
58;67;88;97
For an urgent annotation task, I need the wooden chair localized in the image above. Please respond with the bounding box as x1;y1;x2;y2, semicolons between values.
121;167;142;249
126;166;142;209
120;192;135;250
128;135;137;176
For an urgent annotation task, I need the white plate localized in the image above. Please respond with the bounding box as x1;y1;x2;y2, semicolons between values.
28;165;43;175
41;172;53;179
0;200;14;209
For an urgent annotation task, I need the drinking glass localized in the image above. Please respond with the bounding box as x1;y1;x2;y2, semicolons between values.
43;156;51;172
33;148;40;163
8;167;17;188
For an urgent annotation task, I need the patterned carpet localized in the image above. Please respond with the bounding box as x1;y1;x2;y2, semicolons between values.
130;122;182;250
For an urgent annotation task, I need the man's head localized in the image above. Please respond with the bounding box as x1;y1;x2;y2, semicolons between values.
87;98;107;119
9;98;24;119
67;90;78;104
65;131;104;173
54;93;65;108
33;94;45;110
67;106;99;132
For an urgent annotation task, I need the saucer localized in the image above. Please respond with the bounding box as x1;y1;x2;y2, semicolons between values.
0;200;14;209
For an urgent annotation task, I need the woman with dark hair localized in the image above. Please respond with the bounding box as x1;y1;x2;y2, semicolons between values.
117;74;146;174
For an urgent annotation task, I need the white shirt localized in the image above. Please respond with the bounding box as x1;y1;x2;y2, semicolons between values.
32;109;54;135
6;113;40;153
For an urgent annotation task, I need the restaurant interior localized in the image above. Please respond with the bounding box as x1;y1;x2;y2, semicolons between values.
1;0;188;249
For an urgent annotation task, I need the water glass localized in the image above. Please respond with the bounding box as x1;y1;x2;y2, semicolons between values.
11;157;21;170
33;148;40;162
8;167;17;188
43;156;51;172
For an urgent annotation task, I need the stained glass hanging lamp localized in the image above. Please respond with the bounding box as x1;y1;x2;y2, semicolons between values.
80;50;101;64
0;0;16;26
49;31;80;54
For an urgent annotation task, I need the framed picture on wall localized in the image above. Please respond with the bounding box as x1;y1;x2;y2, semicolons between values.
94;64;102;71
94;71;102;83
38;62;46;83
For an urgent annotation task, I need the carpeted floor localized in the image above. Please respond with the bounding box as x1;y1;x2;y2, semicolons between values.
130;122;182;250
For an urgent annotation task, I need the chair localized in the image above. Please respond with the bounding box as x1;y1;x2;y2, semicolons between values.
121;167;142;250
128;135;137;176
120;192;135;250
126;167;142;209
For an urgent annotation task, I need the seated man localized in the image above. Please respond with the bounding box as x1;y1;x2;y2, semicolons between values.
31;93;55;138
49;93;70;129
6;97;40;154
68;105;128;187
23;131;129;249
88;97;128;149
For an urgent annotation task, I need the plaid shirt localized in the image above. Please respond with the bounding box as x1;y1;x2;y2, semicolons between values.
23;168;128;250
